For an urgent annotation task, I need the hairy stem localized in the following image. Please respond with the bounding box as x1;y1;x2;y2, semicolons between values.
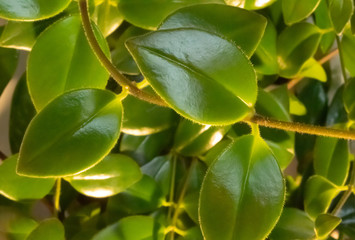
78;0;167;107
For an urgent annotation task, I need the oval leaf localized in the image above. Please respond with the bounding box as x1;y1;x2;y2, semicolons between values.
159;4;267;57
342;33;355;77
126;29;257;125
199;134;285;240
0;155;55;201
282;0;321;25
66;154;142;198
17;89;123;178
315;214;341;239
93;0;123;37
27;219;65;240
28;16;110;111
329;0;354;34
0;0;70;21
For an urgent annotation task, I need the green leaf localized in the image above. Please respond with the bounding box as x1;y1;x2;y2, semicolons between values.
304;175;342;219
344;77;355;121
269;208;315;240
66;154;142;198
326;85;348;126
173;119;230;157
315;214;341;239
0;0;71;21
314;137;350;186
298;58;327;82
93;216;164;240
27;16;110;111
27;219;65;240
251;19;278;75
126;28;257;125
110;26;149;75
0;155;55;201
225;0;276;10
341;33;355;77
117;0;224;30
9;75;36;153
92;0;123;37
122;86;178;136
159;4;267;57
201;139;233;166
329;0;354;34
289;93;307;116
277;23;321;78
199;134;285;240
0;47;18;96
17;89;122;178
282;0;321;25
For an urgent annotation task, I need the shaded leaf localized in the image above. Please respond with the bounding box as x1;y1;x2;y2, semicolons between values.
315;214;341;239
329;0;354;34
0;47;18;96
27;219;65;240
344;77;355;120
342;33;355;77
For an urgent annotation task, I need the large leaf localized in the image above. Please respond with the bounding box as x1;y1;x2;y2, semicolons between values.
27;16;110;111
17;89;123;178
27;219;65;240
199;134;285;240
66;154;142;198
0;47;18;96
0;155;55;201
277;23;321;78
225;0;276;10
93;216;164;240
0;0;71;21
117;0;224;30
314;137;350;186
126;29;257;125
329;0;354;34
282;0;321;25
159;4;267;57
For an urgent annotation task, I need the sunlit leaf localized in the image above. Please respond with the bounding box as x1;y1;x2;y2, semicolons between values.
225;0;276;10
282;0;321;25
92;0;123;37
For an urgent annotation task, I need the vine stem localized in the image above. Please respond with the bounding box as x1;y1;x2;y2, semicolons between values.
0;150;7;160
78;0;167;107
54;178;61;217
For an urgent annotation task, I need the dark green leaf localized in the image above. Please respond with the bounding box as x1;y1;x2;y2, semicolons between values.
199;134;285;240
126;29;257;125
17;89;122;178
344;77;355;120
0;0;71;21
159;4;267;57
315;214;341;239
341;33;355;77
282;0;321;25
28;16;110;111
329;0;354;34
27;219;65;240
326;85;348;126
66;154;142;198
0;47;18;96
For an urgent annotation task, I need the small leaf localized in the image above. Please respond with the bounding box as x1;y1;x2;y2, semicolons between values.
298;58;327;82
329;0;354;34
0;47;18;96
341;33;355;77
126;28;257;125
0;155;55;201
117;0;224;30
92;0;123;37
225;0;276;10
304;175;342;219
159;4;267;57
17;89;122;178
0;0;71;21
282;0;321;25
269;208;315;240
173;119;230;157
289;93;307;116
344;77;355;120
277;23;321;78
199;134;285;240
27;219;65;240
93;216;164;240
66;154;142;198
314;137;350;186
28;16;110;111
315;214;341;239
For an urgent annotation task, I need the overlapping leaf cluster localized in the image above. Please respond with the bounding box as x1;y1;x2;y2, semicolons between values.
0;0;355;239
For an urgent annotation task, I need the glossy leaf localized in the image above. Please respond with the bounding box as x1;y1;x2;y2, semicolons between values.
201;139;233;166
66;154;142;198
17;89;123;178
225;0;276;10
329;0;354;34
122;86;178;136
173;119;230;157
27;219;65;240
117;0;224;30
126;29;257;125
93;216;164;240
0;0;71;21
199;134;285;240
304;175;342;219
93;0;123;37
314;137;350;186
341;33;355;77
269;208;315;240
27;16;110;111
0;47;18;96
344;77;355;120
315;214;341;239
0;155;55;201
159;4;267;57
282;0;321;25
277;23;321;78
9;75;36;153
